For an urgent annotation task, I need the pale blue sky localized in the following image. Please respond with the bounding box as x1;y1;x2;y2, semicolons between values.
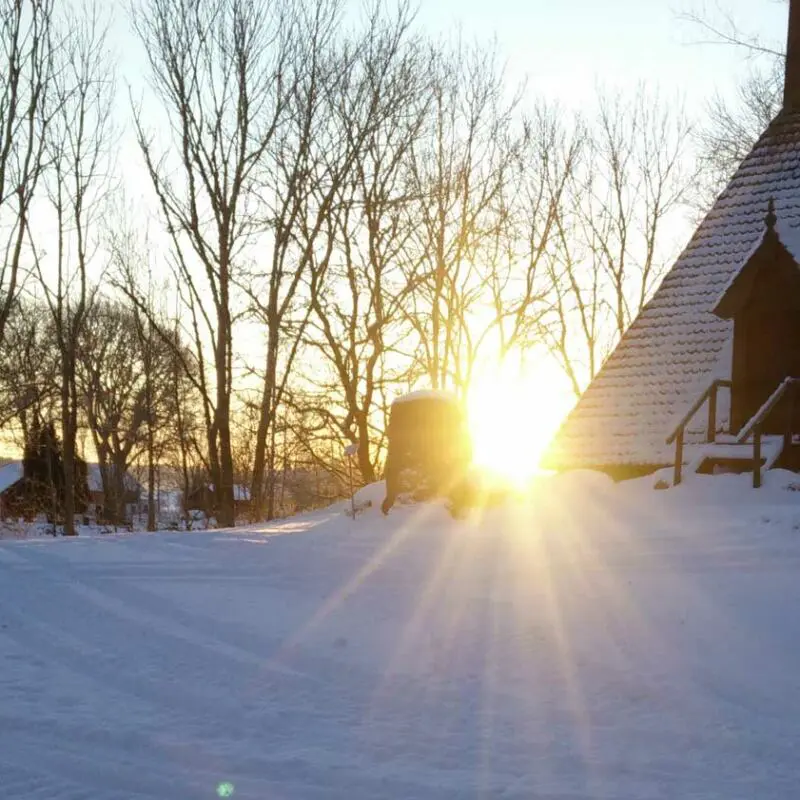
109;0;787;111
408;0;786;112
111;0;789;188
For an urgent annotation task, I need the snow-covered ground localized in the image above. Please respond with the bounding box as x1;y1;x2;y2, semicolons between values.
3;470;800;798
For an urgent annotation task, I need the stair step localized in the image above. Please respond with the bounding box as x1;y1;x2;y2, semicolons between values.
698;441;782;458
680;435;786;480
695;455;768;476
703;456;767;465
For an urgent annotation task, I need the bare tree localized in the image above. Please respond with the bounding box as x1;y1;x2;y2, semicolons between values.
244;0;344;521
293;3;427;487
131;0;299;527
78;299;176;526
78;300;141;525
543;89;695;397
403;39;522;394
168;354;208;517
697;63;781;203
135;305;161;531
31;2;115;535
681;1;785;203
0;294;58;438
0;0;55;345
678;2;784;60
113;241;221;518
449;104;579;391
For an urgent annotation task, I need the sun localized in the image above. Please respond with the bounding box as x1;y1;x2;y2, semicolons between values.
467;356;574;485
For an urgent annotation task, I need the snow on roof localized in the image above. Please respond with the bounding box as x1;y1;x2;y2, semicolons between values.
392;389;459;405
0;461;142;496
710;215;800;315
546;111;800;470
710;226;772;314
0;461;23;494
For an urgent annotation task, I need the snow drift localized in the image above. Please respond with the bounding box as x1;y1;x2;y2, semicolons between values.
2;471;800;798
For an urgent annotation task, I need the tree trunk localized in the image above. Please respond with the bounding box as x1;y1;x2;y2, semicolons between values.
147;443;156;531
97;454;113;523
250;374;272;521
356;416;375;484
146;344;156;532
112;456;127;526
265;420;279;521
217;408;234;526
61;358;76;536
215;328;234;527
250;313;279;521
175;381;191;517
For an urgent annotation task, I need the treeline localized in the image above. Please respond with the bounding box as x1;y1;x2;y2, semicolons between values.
0;0;697;530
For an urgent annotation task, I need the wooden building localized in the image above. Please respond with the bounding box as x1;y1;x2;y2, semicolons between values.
0;462;27;520
85;465;142;523
545;1;800;484
0;461;140;522
712;201;800;435
185;482;252;518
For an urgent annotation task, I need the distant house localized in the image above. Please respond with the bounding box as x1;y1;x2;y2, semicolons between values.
185;482;251;518
85;464;142;522
155;489;183;524
0;462;25;519
0;461;141;522
0;460;82;520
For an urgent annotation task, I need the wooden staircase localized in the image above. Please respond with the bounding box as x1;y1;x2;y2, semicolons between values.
666;378;800;487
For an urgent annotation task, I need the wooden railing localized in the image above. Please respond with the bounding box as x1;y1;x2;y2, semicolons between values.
666;379;732;486
736;377;800;488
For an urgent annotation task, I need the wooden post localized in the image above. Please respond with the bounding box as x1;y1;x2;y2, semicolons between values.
348;458;355;518
707;382;717;443
674;428;684;486
753;426;762;489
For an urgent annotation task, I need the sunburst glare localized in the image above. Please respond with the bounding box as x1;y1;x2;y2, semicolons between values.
468;356;574;485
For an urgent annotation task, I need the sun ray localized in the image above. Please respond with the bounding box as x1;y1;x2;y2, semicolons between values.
265;497;456;669
368;507;478;695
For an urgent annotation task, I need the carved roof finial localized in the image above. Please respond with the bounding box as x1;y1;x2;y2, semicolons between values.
766;197;777;230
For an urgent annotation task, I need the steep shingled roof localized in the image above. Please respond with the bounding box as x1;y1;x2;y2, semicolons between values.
545;111;800;471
